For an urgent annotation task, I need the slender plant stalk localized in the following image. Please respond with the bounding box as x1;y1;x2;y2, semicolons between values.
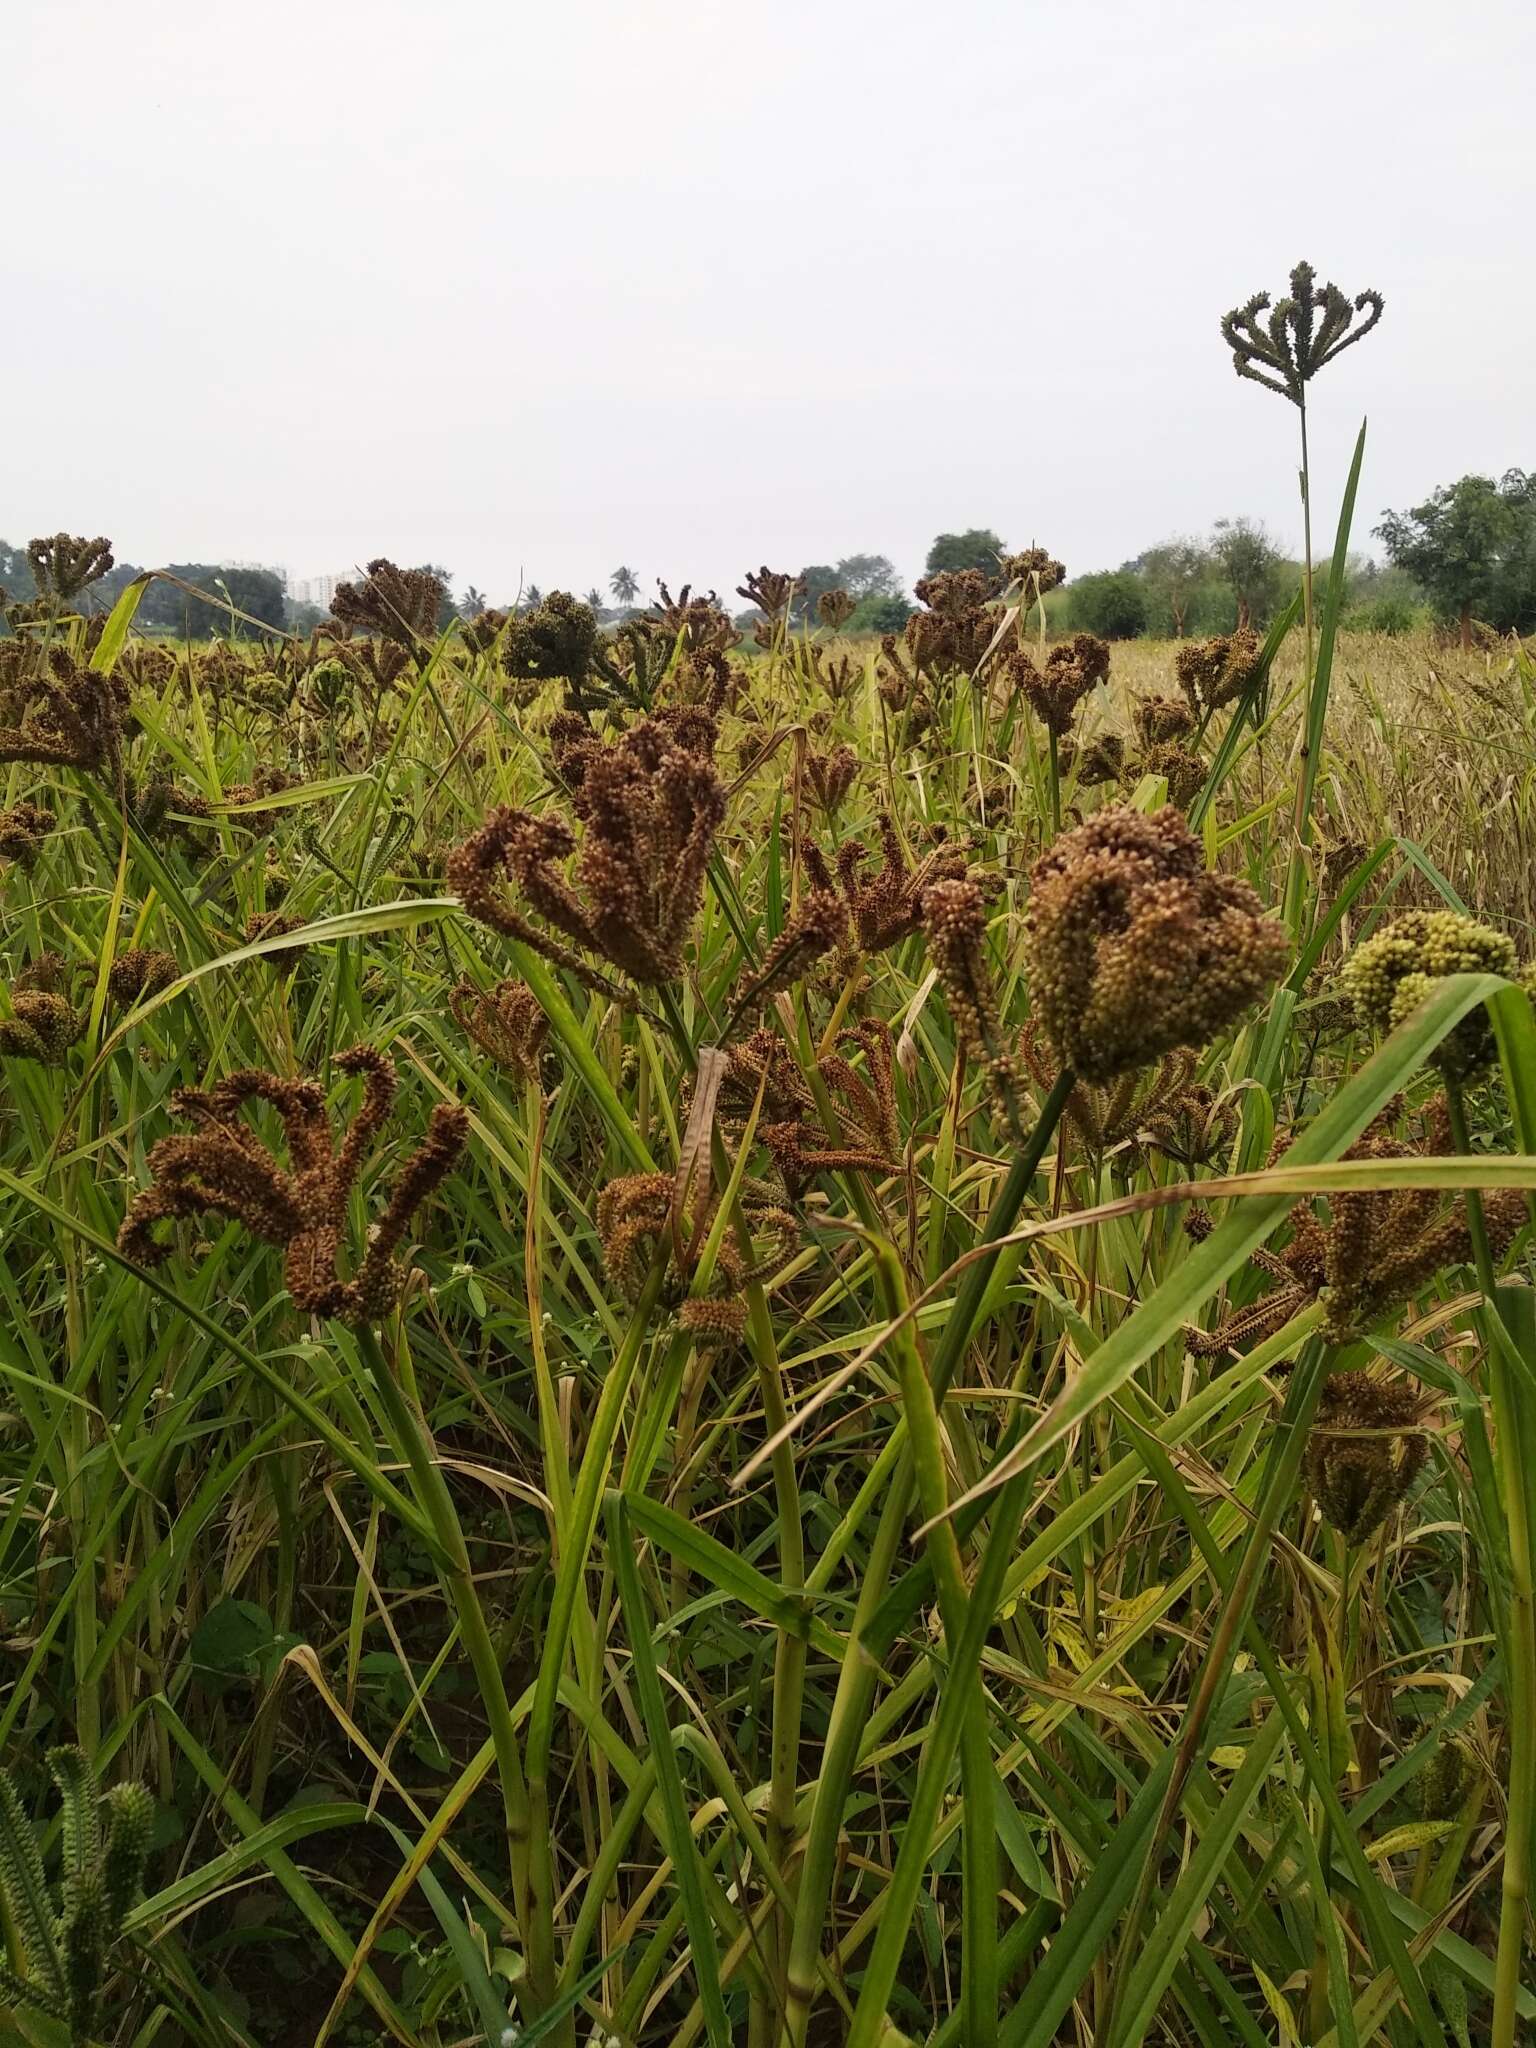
1445;1085;1535;2048
353;1323;547;2015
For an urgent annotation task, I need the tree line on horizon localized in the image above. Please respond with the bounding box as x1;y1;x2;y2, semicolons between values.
4;467;1533;646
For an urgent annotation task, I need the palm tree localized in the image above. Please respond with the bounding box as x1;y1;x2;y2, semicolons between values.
609;564;640;607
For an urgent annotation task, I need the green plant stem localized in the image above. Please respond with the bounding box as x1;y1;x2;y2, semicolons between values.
779;1073;1071;2044
1103;1339;1329;2046
1444;1084;1535;2048
523;1259;670;2042
1299;395;1315;683
353;1323;546;2017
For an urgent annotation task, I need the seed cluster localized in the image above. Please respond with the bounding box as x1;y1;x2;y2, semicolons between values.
448;710;725;993
1027;805;1287;1083
117;1047;468;1325
1305;1370;1427;1543
330;559;446;651
1339;910;1519;1080
1174;629;1263;714
0;953;84;1064
1190;1094;1527;1353
1007;633;1111;737
1221;261;1385;406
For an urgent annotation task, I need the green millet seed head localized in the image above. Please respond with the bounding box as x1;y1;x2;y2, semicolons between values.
1414;1738;1477;1822
1339;910;1518;1080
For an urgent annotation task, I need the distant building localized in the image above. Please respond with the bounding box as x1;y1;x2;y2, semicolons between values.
292;573;347;609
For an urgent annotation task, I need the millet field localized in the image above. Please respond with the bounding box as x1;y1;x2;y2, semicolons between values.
2;268;1536;2048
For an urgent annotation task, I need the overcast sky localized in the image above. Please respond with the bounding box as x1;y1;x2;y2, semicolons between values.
6;0;1532;604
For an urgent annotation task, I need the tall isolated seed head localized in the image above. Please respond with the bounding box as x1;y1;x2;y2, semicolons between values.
1339;909;1518;1081
736;566;800;620
1001;547;1066;594
26;533;114;602
1027;805;1287;1083
329;559;445;649
1220;261;1384;406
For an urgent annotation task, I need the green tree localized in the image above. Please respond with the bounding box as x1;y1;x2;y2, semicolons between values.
1136;538;1209;637
925;528;1005;576
1376;471;1536;646
836;552;903;599
847;593;912;633
610;565;641;607
1068;571;1148;640
0;540;38;609
1210;517;1285;630
460;584;489;617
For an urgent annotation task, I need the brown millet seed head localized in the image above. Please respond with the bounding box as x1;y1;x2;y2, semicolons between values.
805;744;860;813
1026;804;1288;1084
1140;742;1206;808
116;1047;468;1326
26;533;115;602
1304;1371;1427;1544
736;567;800;619
1132;694;1197;747
1174;630;1263;714
108;949;179;1007
0;800;57;871
330;559;446;648
922;877;999;1060
449;977;549;1084
817;589;856;630
1007;635;1111;739
1001;548;1066;594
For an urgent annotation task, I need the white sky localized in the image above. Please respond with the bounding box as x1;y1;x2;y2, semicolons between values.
6;0;1532;603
